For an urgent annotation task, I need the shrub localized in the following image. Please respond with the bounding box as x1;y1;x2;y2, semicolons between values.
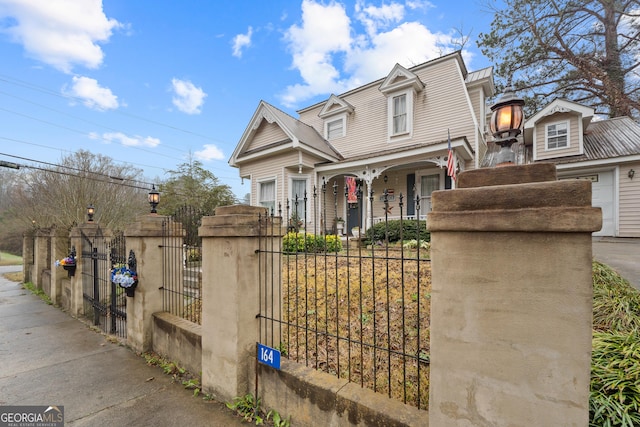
282;232;342;253
592;261;640;333
589;331;640;426
590;261;640;426
365;220;430;244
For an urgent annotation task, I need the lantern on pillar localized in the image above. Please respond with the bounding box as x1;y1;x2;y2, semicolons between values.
148;185;160;214
490;87;525;165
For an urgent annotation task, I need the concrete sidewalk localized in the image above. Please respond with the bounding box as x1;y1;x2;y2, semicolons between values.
0;266;245;427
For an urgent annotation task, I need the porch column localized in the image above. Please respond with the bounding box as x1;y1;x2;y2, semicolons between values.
124;214;167;353
427;163;601;426
199;205;284;401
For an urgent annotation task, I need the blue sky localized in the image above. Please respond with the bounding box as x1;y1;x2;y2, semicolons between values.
0;0;496;200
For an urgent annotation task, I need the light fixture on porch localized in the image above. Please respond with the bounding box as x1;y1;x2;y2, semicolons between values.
629;169;635;179
148;184;160;214
298;163;302;174
87;204;95;222
490;86;525;165
384;174;388;183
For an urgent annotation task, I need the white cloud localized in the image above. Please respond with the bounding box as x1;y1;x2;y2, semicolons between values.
94;132;160;148
232;26;253;58
0;0;122;73
65;76;119;110
194;144;225;161
171;78;207;114
280;0;459;107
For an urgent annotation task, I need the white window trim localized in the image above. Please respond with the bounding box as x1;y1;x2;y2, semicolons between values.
416;168;445;214
257;177;277;213
289;174;310;219
324;114;347;140
387;88;414;141
545;120;570;151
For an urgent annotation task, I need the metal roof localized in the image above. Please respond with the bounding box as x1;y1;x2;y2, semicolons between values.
555;116;640;164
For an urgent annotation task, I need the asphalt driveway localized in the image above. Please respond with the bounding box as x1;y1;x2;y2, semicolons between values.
592;237;640;290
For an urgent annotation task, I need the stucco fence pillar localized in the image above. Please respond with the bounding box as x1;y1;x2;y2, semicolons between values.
22;231;35;284
199;205;283;401
32;228;51;290
124;214;172;353
427;163;602;426
48;226;71;305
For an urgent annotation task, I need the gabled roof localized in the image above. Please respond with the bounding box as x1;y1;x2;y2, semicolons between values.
229;101;343;167
552;116;640;164
378;63;425;94
525;99;594;129
524;98;595;144
318;94;354;118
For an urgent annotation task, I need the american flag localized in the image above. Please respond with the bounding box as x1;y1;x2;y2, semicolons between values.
447;129;456;181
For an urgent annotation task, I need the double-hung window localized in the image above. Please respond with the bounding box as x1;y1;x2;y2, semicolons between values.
326;117;345;140
258;180;276;214
546;122;568;149
290;178;307;221
392;94;407;135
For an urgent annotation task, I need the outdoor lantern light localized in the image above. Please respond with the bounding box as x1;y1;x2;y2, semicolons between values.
87;204;95;222
490;86;525;165
148;184;160;213
629;169;635;179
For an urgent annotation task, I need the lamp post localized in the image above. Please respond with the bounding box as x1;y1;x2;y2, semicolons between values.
87;204;95;222
489;87;525;166
148;185;160;214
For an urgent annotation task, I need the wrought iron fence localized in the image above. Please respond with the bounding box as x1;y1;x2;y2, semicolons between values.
258;181;431;410
161;205;203;324
81;228;127;338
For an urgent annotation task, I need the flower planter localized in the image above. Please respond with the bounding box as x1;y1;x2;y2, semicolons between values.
124;282;138;297
62;264;76;277
112;265;138;297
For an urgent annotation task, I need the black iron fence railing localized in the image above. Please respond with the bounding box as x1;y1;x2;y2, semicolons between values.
258;180;431;410
161;205;203;324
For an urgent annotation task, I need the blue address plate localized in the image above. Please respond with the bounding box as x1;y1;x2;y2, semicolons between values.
257;343;281;370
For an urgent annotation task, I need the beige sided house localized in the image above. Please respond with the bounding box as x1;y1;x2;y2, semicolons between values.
229;51;493;234
521;99;640;237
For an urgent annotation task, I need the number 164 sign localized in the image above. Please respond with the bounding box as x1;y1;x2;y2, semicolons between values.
257;343;281;370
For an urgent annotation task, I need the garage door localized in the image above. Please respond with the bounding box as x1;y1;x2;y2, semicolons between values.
568;171;614;236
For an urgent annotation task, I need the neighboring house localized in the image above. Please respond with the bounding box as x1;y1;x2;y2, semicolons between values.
520;99;640;237
229;51;494;234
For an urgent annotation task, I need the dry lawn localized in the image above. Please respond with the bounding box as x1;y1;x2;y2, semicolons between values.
281;250;431;409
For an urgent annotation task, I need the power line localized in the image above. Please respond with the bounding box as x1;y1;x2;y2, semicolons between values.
0;151;156;190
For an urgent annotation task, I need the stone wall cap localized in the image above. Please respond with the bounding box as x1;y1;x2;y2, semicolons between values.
457;163;557;188
432;179;592;212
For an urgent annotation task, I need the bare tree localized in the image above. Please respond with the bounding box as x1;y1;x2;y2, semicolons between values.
7;150;149;231
478;0;640;118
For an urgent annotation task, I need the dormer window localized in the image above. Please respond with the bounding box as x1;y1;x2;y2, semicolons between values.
379;64;424;142
325;115;346;140
546;121;569;149
318;95;354;141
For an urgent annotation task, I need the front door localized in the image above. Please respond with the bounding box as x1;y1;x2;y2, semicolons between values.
346;177;362;234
